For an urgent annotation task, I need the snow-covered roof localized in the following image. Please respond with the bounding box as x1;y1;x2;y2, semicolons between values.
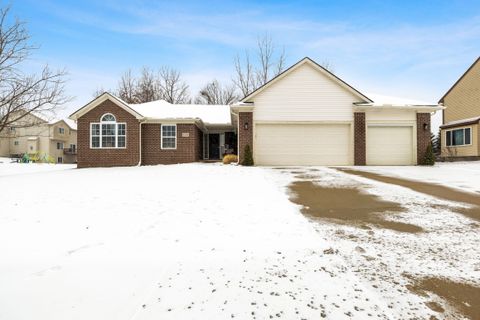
130;100;232;125
49;118;77;130
359;94;438;107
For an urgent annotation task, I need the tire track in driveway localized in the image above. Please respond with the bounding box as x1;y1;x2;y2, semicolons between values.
336;168;480;222
281;167;479;319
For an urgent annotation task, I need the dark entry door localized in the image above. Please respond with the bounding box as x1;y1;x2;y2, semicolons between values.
208;134;220;159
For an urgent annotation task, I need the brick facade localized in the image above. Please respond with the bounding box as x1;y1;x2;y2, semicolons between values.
77;99;140;168
238;112;253;164
354;112;366;165
141;123;202;165
416;113;431;165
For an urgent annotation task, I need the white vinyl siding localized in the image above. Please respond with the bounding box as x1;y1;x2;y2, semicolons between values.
254;123;351;165
252;63;363;122
365;109;416;122
366;126;414;165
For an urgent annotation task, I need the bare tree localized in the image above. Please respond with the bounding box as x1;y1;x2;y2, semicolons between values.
133;67;161;103
195;79;238;105
320;60;334;73
0;6;69;134
234;51;256;98
92;86;110;98
233;33;286;97
255;33;286;85
157;66;190;104
116;69;137;103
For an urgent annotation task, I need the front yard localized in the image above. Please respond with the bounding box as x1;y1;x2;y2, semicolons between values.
0;161;479;319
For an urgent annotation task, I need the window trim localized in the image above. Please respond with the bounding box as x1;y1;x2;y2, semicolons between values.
161;124;177;150
445;127;472;147
101;113;116;122
57;142;64;150
90;114;127;149
59;127;65;134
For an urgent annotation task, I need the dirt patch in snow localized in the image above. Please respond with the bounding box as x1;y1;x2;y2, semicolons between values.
407;276;480;319
338;169;480;221
288;180;422;233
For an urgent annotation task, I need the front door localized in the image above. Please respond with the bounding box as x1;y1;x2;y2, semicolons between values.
208;134;220;159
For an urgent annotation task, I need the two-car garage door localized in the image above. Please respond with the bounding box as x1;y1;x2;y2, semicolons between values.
254;124;351;165
254;123;415;166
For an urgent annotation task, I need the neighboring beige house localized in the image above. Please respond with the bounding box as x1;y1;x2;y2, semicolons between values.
439;56;480;160
0;113;77;163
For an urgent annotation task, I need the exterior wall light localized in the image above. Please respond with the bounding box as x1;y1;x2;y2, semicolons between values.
423;123;429;130
244;122;249;130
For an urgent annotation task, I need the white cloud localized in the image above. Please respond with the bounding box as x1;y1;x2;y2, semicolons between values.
30;1;480;129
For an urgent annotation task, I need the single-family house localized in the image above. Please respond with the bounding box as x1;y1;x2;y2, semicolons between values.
69;57;442;168
439;56;480;160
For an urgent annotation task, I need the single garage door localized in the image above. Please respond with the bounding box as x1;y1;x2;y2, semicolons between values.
366;126;414;165
254;123;351;165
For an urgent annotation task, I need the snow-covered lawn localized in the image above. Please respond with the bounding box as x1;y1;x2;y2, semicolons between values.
0;162;479;319
346;161;480;193
0;157;75;177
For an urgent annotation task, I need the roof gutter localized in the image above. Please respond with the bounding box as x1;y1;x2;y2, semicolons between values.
353;104;445;113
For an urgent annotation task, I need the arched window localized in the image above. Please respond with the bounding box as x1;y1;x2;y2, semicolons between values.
101;113;116;122
90;113;126;148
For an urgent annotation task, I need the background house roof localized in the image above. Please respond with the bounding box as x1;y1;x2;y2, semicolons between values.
440;116;480;129
130;100;232;125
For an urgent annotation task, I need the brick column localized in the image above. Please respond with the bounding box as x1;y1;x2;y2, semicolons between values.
416;113;431;165
238;112;253;164
354;112;366;165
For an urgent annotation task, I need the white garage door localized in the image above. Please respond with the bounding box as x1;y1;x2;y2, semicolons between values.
367;126;414;165
254;123;351;165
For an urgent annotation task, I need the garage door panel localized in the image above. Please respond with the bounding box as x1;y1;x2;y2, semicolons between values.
254;124;351;165
367;126;414;165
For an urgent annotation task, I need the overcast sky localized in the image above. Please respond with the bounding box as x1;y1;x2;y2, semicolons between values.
12;0;480;129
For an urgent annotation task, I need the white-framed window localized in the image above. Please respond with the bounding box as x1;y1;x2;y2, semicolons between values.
14;140;19;146
446;127;471;147
59;127;65;134
10;127;15;132
90;113;127;149
57;142;64;150
57;157;63;163
161;124;176;149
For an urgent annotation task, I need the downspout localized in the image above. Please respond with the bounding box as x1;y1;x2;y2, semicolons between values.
137;119;146;166
230;107;241;165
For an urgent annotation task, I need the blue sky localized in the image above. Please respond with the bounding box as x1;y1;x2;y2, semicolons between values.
11;0;480;125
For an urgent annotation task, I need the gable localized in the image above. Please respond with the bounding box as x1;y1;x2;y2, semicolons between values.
69;93;143;121
442;58;480;123
11;111;48;127
242;57;371;104
251;61;367;122
439;57;480;103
